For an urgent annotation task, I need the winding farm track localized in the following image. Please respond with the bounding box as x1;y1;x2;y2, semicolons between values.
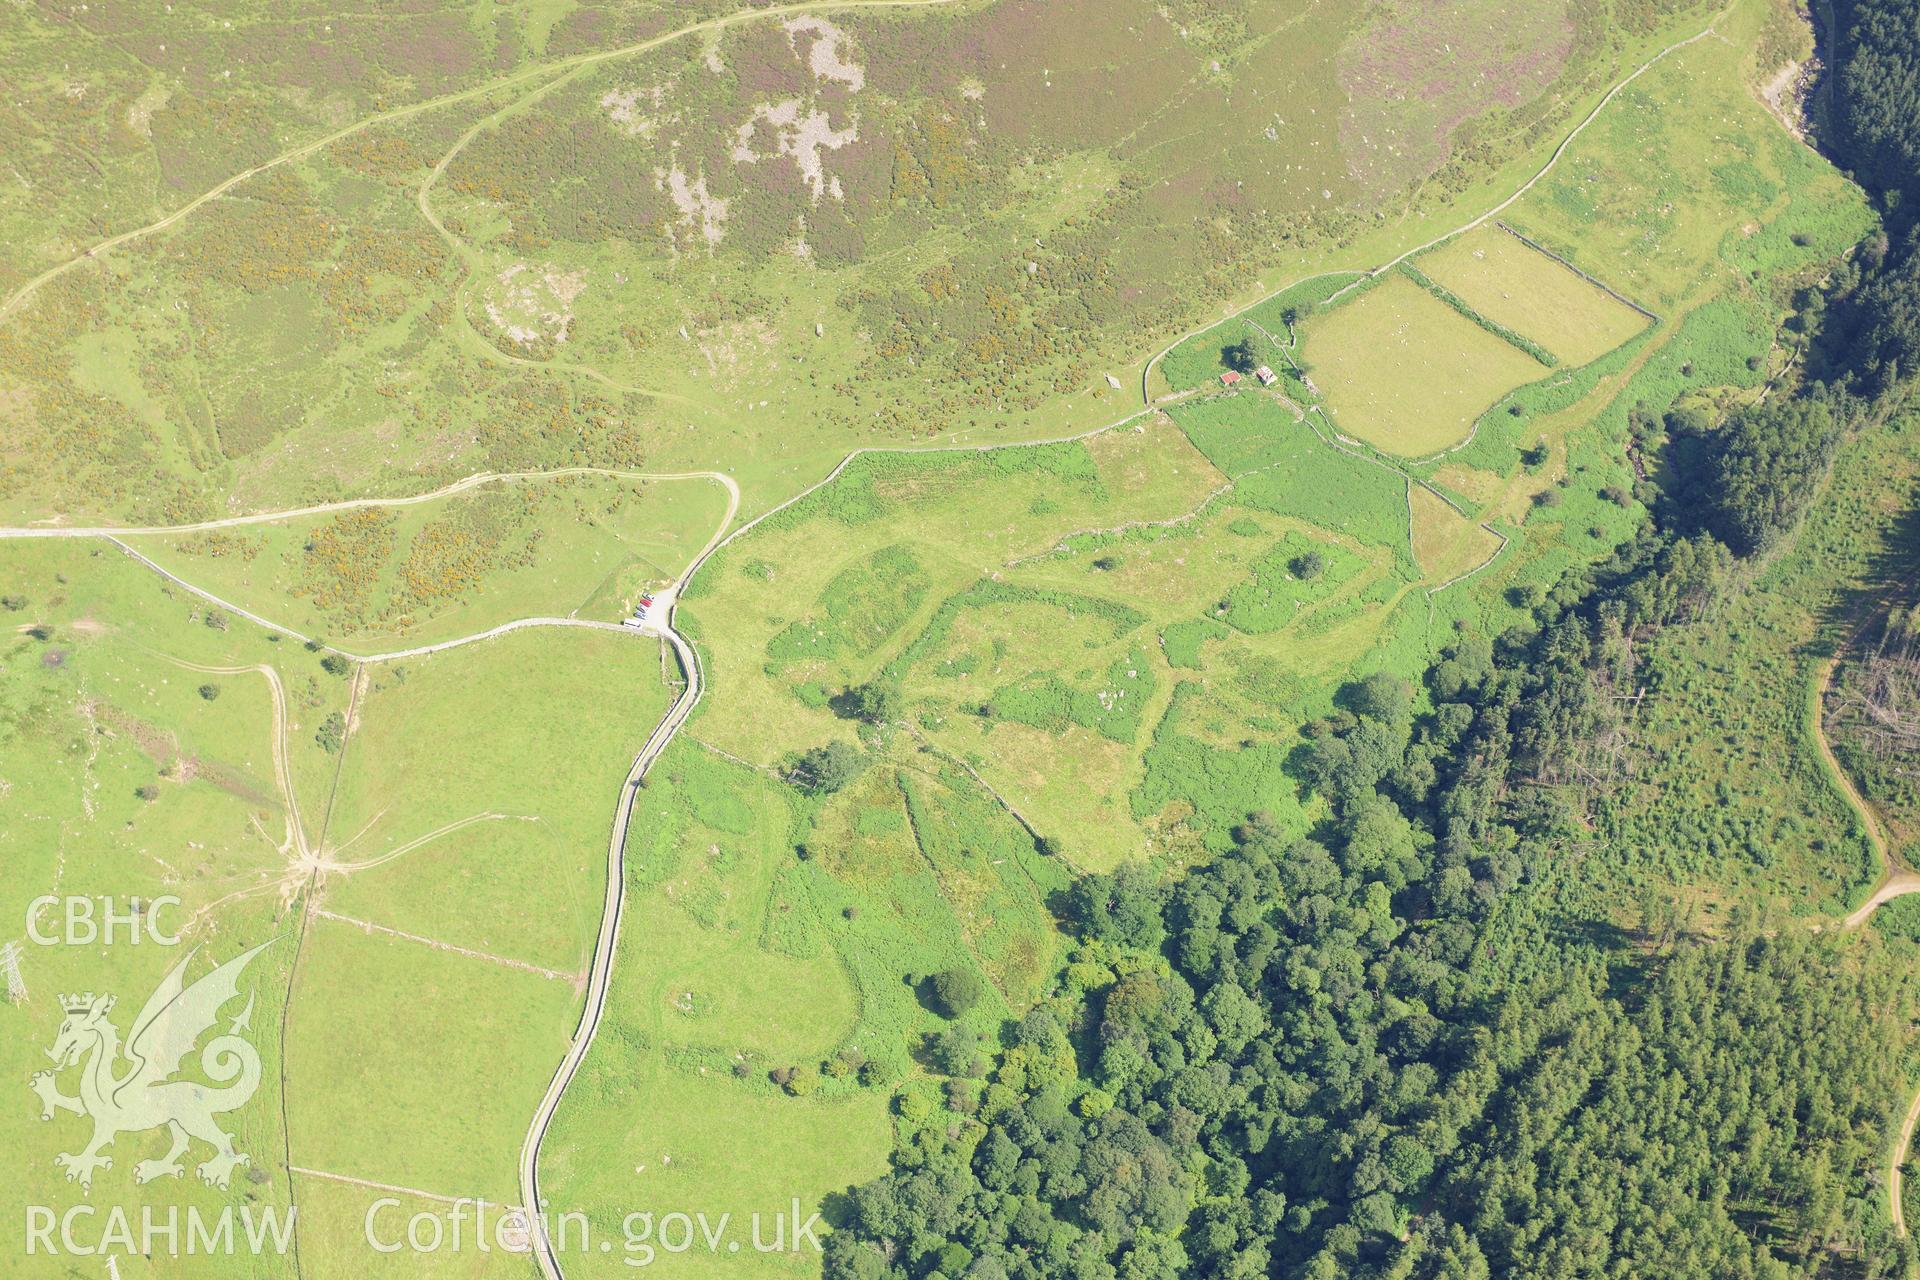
1;415;1155;1280
0;465;738;540
1807;652;1920;1239
1808;655;1920;1236
514;623;701;1280
2;466;739;659
1807;656;1920;930
1842;865;1920;931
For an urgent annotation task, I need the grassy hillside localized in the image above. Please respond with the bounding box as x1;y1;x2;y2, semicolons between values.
8;0;1909;1277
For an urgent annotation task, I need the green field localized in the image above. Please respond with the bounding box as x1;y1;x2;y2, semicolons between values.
1410;483;1503;583
1500;1;1875;310
1417;224;1651;365
291;1178;530;1280
278;623;674;1236
0;530;683;1273
683;418;1224;768
1301;272;1552;456
285;916;577;1201
320;627;675;972
679;384;1445;869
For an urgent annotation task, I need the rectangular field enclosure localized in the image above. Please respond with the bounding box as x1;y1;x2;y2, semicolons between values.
1417;225;1649;366
1301;273;1548;457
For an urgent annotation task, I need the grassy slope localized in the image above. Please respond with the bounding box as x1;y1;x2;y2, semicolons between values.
125;473;731;651
0;541;350;1278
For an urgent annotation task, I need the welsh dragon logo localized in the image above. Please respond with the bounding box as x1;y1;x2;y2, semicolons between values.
31;940;273;1192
